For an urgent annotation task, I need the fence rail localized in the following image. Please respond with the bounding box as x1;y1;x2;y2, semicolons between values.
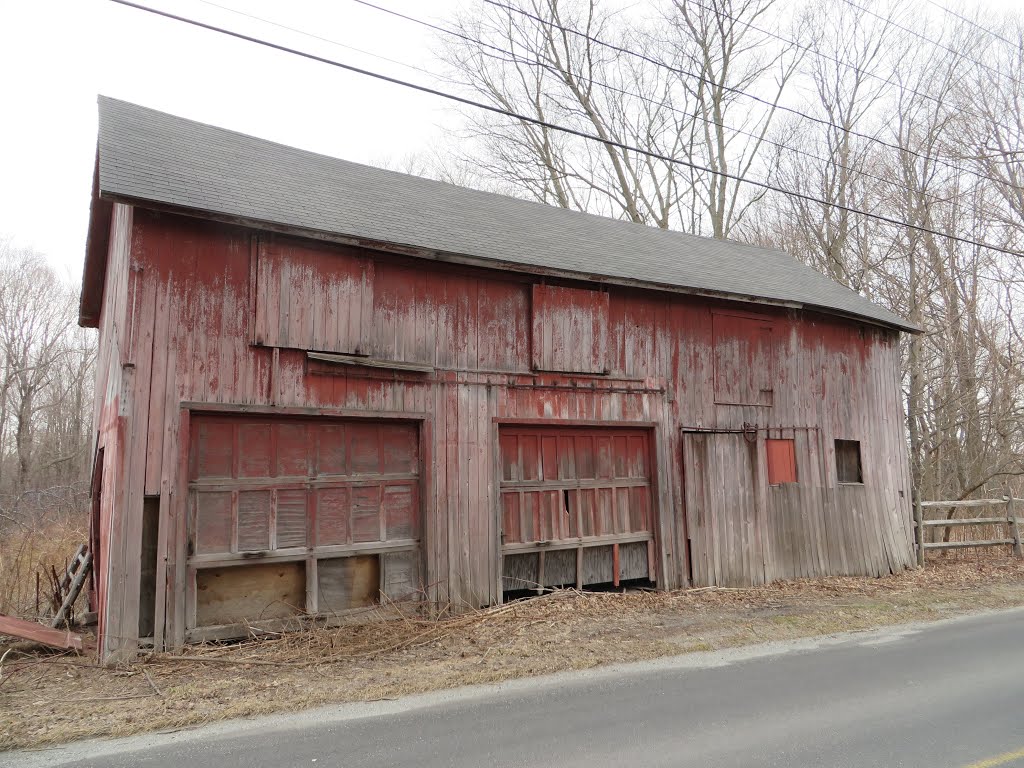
913;493;1021;566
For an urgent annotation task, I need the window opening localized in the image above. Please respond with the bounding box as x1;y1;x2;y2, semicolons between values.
835;439;863;484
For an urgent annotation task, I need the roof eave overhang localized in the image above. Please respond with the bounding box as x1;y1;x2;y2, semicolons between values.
79;153;112;329
103;193;920;335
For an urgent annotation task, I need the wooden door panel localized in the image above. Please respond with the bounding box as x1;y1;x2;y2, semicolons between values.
499;427;654;550
188;416;420;557
683;432;765;587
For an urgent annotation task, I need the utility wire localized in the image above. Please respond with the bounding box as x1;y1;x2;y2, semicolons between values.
107;0;1022;258
351;0;955;210
924;0;1019;51
679;0;1023;147
482;0;1012;189
196;0;436;78
837;0;1011;84
678;0;1004;121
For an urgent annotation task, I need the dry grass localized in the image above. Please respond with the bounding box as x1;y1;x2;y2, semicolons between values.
4;555;1024;752
0;517;87;619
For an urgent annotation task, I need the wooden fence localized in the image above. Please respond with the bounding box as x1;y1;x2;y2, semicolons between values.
913;493;1022;566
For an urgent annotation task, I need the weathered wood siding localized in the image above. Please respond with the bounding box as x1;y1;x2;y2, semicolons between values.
89;208;914;656
89;203;133;657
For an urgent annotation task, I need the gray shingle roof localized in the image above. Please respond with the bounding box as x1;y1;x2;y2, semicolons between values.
95;96;915;332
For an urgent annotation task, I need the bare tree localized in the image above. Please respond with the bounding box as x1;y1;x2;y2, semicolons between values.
441;0;802;235
0;240;93;518
442;0;688;225
663;0;805;238
746;0;900;290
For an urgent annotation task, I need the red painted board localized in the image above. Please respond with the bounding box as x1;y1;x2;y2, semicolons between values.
0;615;84;651
766;438;798;484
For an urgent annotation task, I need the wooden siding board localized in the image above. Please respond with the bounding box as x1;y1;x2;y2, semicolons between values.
144;280;169;496
119;252;158;654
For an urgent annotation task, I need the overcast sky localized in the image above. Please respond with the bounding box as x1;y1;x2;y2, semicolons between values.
0;0;1020;279
0;0;463;276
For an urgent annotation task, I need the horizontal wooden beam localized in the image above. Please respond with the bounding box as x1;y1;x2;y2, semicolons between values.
921;517;1012;527
189;474;419;491
920;498;1007;508
923;539;1015;550
189;539;419;567
308;351;434;374
0;615;83;650
184;601;409;643
502;533;653;553
500;478;650;491
495;417;658;427
183;401;430;421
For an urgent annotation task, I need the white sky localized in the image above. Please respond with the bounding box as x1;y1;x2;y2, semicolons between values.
0;0;463;277
0;0;1020;279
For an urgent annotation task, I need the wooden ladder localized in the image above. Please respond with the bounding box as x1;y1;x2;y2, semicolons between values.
48;544;93;629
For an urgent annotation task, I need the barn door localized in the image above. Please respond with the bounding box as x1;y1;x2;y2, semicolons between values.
186;415;421;640
498;426;656;594
682;432;766;586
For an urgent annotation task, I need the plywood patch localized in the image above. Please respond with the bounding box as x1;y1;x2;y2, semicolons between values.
382;550;419;602
502;553;539;591
195;563;305;627
543;549;577;587
619;542;650;581
317;556;380;614
582;546;614;584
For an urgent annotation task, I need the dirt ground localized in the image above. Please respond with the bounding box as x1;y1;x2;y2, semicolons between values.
4;556;1024;752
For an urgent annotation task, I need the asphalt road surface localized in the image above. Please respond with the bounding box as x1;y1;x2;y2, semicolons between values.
12;608;1024;768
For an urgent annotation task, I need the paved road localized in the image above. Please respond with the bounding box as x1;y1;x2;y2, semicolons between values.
12;608;1024;768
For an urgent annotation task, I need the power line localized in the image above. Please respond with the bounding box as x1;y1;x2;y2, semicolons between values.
351;0;956;208
482;0;1013;190
924;0;1019;50
187;0;971;215
195;0;436;78
680;0;989;119
681;0;1023;147
107;0;1021;258
837;0;1011;84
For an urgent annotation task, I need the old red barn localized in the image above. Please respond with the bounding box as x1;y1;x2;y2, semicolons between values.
80;98;917;660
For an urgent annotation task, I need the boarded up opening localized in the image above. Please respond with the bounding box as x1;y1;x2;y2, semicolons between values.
317;556;380;613
766;439;797;484
531;284;610;374
138;496;159;638
835;439;863;484
712;312;774;406
253;236;374;354
195;562;305;627
382;550;420;602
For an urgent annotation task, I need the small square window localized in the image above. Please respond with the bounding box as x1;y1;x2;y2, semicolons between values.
766;439;797;484
835;439;863;484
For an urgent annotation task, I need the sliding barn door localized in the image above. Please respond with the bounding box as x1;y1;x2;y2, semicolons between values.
682;432;766;587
